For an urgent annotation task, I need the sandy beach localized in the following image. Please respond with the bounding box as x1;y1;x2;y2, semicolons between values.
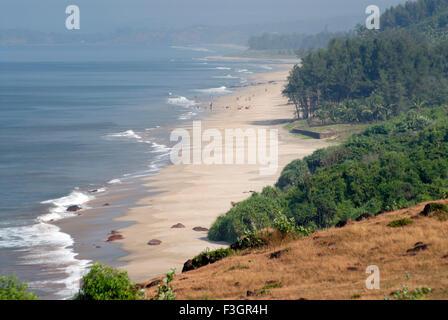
115;66;333;282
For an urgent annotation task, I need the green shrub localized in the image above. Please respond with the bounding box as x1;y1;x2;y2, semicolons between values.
74;263;142;300
0;275;38;300
153;268;176;300
387;218;414;227
421;202;448;221
208;191;287;243
232;228;268;250
189;248;234;270
392;285;432;300
208;112;448;243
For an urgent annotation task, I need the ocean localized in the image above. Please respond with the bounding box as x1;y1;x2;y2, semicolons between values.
0;44;282;299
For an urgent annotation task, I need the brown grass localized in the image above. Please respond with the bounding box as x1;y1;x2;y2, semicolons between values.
140;200;448;300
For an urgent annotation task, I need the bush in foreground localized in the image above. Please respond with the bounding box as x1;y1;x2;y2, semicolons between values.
0;274;38;300
74;263;142;300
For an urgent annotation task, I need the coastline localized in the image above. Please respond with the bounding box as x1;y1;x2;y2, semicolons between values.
114;66;333;282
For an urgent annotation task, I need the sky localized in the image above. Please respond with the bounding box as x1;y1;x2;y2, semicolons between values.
0;0;407;33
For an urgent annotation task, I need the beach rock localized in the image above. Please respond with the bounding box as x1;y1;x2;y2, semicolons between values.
193;226;209;232
147;239;162;246
106;234;123;242
182;259;194;273
246;290;255;297
171;223;185;228
88;189;98;193
347;267;358;271
67;205;82;212
103;203;110;206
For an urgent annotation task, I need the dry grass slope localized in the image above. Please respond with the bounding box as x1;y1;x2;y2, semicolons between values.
140;200;448;300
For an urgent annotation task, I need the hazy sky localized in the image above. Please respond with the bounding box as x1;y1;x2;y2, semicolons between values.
1;0;406;32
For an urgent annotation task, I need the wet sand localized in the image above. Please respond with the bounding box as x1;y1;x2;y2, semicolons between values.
114;67;333;282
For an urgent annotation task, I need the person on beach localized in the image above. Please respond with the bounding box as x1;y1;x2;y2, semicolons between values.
209;101;213;111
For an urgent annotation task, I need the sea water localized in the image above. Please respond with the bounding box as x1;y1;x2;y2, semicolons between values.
0;44;283;299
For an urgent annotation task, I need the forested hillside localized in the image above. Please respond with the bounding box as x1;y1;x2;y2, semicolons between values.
283;0;448;124
209;0;448;243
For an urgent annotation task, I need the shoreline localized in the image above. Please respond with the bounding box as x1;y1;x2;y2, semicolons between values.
114;66;333;282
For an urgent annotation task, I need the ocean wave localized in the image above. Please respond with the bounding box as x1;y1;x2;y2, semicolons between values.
212;74;239;79
108;178;122;185
0;222;91;299
214;67;231;70
151;142;171;154
106;130;142;140
167;96;198;108
178;111;197;120
39;190;93;222
194;86;231;95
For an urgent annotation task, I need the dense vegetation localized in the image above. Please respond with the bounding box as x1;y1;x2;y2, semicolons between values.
209;108;448;242
283;0;448;124
74;263;142;300
0;274;38;300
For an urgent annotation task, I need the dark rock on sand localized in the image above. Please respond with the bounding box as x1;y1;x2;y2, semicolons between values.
147;239;162;246
67;205;82;212
103;203;110;206
171;223;185;228
182;259;194;273
246;290;255;297
193;226;209;232
106;234;123;242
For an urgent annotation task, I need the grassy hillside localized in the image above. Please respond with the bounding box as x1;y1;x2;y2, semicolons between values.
141;200;448;300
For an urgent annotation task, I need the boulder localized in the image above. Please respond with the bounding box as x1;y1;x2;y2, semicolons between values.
182;259;194;273
106;234;123;242
171;223;185;228
147;239;162;246
67;205;82;212
193;226;209;232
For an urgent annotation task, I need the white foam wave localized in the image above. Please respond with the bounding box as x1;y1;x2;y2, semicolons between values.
151;142;171;154
39;190;93;222
106;130;142;140
178;111;197;120
108;179;122;185
194;86;231;95
167;96;198;108
213;74;238;79
214;67;231;70
260;65;273;70
0;222;91;299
